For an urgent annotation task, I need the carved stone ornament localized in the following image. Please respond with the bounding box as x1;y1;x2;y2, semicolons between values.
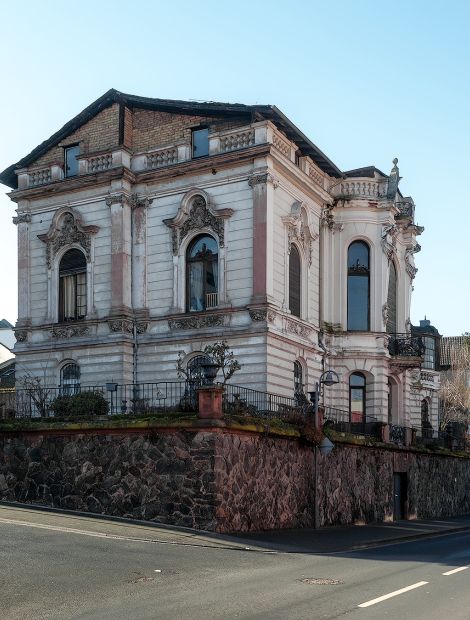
38;208;99;269
387;158;401;199
164;191;234;256
248;172;279;188
381;223;397;260
405;249;418;280
14;329;28;342
168;314;225;330
51;325;90;339
136;322;149;334
105;193;152;210
13;213;32;225
108;319;134;334
282;202;319;266
285;318;312;339
249;309;267;322
382;303;389;326
321;204;343;233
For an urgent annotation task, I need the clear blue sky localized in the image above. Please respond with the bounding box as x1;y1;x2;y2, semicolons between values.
0;0;468;335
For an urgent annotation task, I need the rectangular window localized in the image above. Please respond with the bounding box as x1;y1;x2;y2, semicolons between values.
192;128;209;158
64;145;80;177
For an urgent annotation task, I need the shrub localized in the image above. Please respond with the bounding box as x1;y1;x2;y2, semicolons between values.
50;395;73;417
51;391;109;418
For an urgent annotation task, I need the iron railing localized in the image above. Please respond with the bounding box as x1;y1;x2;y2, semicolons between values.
221;383;309;421
388;333;425;358
323;406;381;439
0;382;198;419
389;424;407;445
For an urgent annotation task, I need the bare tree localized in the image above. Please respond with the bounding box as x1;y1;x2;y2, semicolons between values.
439;333;470;430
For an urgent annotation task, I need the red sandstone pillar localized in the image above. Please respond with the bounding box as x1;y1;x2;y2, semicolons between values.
197;386;224;419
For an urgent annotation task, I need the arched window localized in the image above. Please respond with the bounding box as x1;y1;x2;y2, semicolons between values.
386;262;397;334
59;249;87;322
347;241;370;331
349;372;366;422
294;360;303;395
186;235;218;312
289;245;301;317
60;362;80;395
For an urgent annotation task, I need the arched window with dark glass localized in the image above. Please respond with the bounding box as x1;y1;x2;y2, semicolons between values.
349;372;366;422
59;249;87;322
186;235;218;312
294;360;303;396
347;241;370;331
386;262;397;334
60;362;80;395
289;245;301;318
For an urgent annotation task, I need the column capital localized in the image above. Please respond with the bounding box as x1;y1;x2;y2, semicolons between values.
248;172;279;188
13;213;31;225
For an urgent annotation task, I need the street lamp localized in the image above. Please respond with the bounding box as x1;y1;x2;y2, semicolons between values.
309;370;340;424
310;370;339;530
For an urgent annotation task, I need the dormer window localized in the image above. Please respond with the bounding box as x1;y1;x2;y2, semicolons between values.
192;128;209;158
64;145;80;178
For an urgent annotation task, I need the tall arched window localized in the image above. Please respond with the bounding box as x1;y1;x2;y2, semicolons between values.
186;235;218;312
349;372;366;422
386;262;397;334
59;249;87;322
289;245;301;317
347;241;370;331
293;360;303;396
60;362;80;395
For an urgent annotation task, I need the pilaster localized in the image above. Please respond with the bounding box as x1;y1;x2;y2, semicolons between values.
249;171;278;304
106;193;132;315
13;212;32;326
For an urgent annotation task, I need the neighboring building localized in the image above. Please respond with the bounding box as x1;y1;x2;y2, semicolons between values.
0;89;433;427
0;319;15;365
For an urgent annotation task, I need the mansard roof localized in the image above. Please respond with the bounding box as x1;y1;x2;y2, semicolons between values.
0;88;342;188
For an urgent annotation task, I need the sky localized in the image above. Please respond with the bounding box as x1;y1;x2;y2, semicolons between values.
0;0;468;336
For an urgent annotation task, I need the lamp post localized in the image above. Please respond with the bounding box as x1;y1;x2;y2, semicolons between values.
309;370;340;427
310;370;339;529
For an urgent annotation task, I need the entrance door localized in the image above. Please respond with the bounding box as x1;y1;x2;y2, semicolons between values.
393;473;407;520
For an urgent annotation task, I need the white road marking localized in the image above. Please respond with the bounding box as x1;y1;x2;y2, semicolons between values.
358;581;428;608
442;566;469;576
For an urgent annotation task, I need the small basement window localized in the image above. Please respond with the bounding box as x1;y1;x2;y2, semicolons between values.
64;145;80;177
192;128;209;158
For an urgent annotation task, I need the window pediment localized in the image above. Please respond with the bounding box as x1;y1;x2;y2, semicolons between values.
38;207;99;268
282;201;318;266
164;190;233;255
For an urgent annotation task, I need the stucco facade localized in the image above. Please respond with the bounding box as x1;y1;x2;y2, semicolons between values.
1;89;439;430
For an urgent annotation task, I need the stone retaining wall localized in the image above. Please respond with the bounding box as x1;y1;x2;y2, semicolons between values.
0;425;469;532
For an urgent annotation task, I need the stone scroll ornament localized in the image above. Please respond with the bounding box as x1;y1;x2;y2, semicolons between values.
164;193;233;256
38;208;99;269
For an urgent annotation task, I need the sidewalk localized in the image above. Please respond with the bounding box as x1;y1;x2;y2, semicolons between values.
229;514;470;553
1;502;470;555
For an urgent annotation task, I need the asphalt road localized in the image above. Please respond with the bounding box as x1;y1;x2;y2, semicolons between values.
1;506;470;619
